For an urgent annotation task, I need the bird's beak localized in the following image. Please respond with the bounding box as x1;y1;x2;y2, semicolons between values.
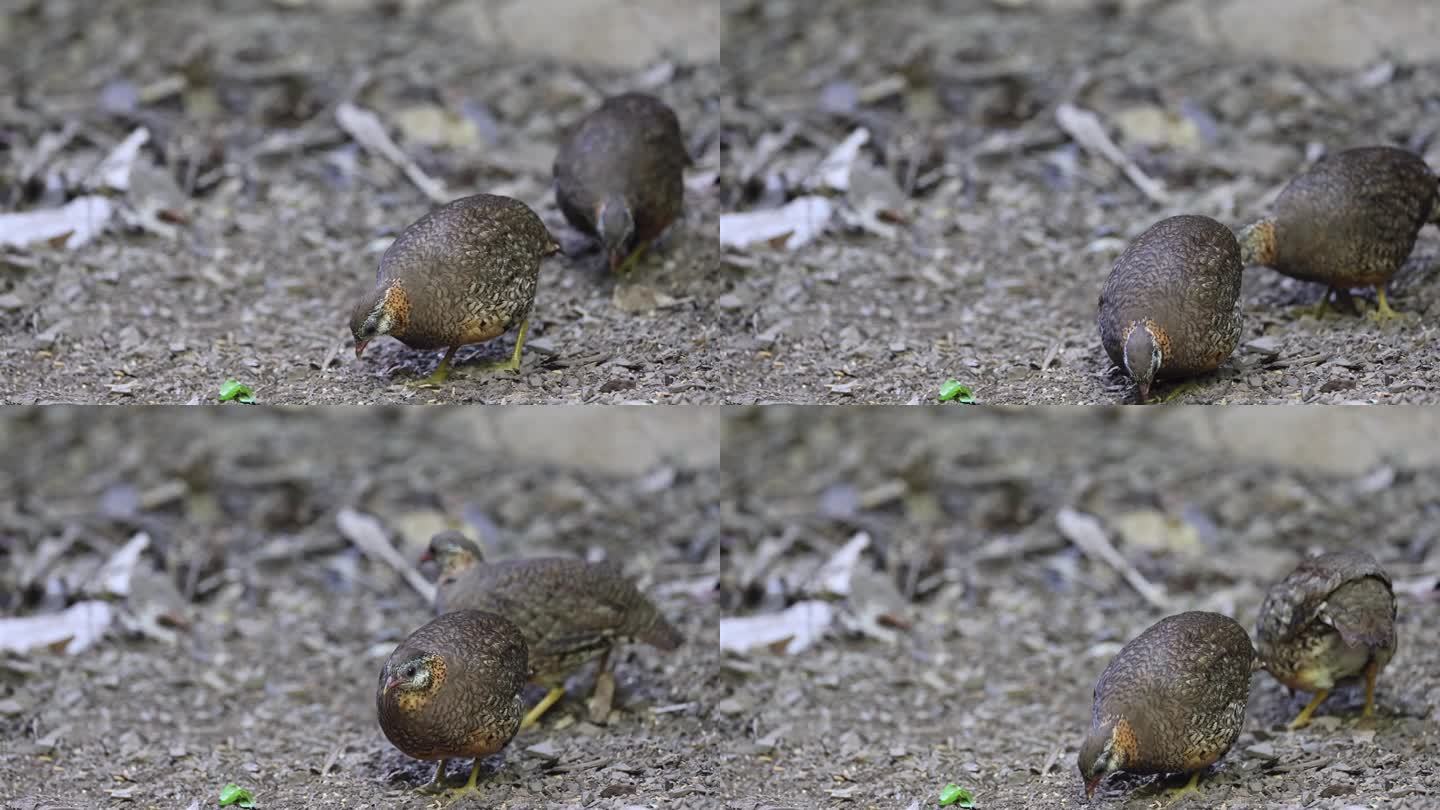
419;549;433;563
609;251;621;273
1085;776;1101;801
354;340;369;359
1136;381;1151;403
383;675;400;694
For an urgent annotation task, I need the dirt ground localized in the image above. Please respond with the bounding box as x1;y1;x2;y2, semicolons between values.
719;0;1440;404
0;408;721;808
717;407;1440;808
1;0;723;405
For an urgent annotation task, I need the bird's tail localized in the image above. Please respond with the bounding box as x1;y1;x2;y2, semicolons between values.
641;616;685;651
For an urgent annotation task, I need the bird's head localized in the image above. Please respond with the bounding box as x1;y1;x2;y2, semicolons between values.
380;652;445;710
349;283;408;359
1236;218;1276;267
595;195;635;272
420;530;486;579
1122;322;1163;403
1077;717;1136;801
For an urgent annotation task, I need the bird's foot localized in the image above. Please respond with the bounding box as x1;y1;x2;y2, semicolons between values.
588;671;616;725
417;760;452;795
436;760;486;807
1366;288;1403;323
407;367;452;389
472;318;528;374
1160;771;1202;807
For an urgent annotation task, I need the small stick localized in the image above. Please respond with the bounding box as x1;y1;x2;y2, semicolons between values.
1056;507;1168;609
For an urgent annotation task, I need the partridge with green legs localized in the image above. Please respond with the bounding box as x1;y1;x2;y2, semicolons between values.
1238;145;1439;321
350;194;559;387
554;92;689;274
1256;550;1397;730
423;531;684;729
1097;215;1245;404
1078;611;1255;805
377;610;529;803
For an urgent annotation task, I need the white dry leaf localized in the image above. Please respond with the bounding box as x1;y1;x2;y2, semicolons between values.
90;532;150;598
807;532;870;597
0;196;115;249
0;601;114;655
336;507;436;604
812;127;870;192
335;102;450;204
719;196;834;251
719;600;834;655
90;127;150;191
1056;507;1168;609
1055;103;1169;203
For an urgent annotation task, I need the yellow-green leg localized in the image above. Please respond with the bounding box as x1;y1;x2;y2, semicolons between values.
614;240;654;275
519;685;566;730
1361;659;1379;721
409;346;459;388
1288;689;1329;730
1162;771;1202;807
418;759;450;794
440;758;486;806
1367;284;1401;322
473;318;528;373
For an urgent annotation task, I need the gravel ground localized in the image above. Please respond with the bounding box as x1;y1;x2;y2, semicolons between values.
719;0;1440;404
1;0;722;405
0;407;721;808
717;407;1440;808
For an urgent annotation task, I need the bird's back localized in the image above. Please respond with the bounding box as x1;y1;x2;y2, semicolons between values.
1272;147;1438;284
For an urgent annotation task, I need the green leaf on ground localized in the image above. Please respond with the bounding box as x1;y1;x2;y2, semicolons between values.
939;782;975;807
219;783;255;808
937;379;975;404
218;379;256;404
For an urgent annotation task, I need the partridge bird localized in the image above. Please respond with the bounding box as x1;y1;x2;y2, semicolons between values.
1078;611;1255;803
1097;215;1244;404
553;92;689;273
423;530;684;728
1255;550;1397;729
349;194;559;386
377;610;529;800
1238;145;1439;320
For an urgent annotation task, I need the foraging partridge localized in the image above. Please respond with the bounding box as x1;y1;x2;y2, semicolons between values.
377;610;529;799
1097;215;1244;403
423;530;683;728
1238;145;1439;320
1078;611;1255;803
553;92;689;273
1256;550;1397;729
349;194;559;386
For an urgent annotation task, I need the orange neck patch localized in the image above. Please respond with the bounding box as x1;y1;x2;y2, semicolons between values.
382;283;411;335
1113;716;1139;764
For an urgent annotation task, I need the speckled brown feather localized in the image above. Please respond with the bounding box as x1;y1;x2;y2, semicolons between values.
1256;550;1397;692
1089;612;1254;775
436;553;683;686
377;610;529;762
553;93;688;250
372;194;557;350
1097;215;1244;380
1253;146;1438;286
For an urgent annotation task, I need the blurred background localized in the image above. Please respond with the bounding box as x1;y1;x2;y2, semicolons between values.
0;406;720;806
720;0;1440;404
0;0;723;405
717;406;1440;807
